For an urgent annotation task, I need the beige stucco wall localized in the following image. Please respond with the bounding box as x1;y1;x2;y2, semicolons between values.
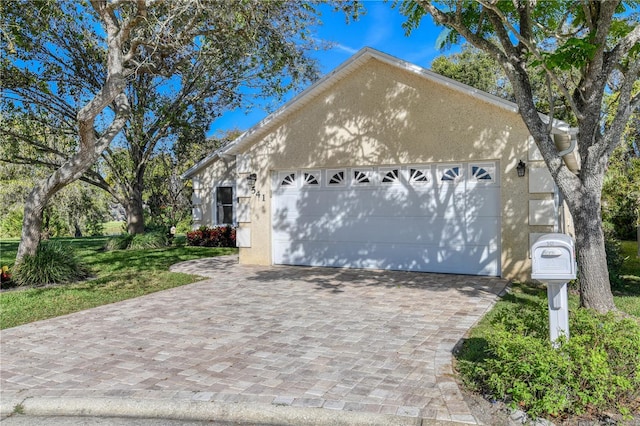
191;156;236;228
232;58;554;281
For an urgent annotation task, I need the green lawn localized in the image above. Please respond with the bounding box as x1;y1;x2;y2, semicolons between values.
614;240;640;316
0;237;237;329
102;220;125;235
466;241;640;338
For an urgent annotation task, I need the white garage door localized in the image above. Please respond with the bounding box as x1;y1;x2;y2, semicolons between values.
272;162;500;276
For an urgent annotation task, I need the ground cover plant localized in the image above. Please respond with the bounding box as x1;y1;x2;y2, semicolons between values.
186;225;236;247
11;241;90;287
456;241;640;423
0;237;236;329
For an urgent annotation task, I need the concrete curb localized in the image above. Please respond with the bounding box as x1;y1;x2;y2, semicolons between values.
2;397;475;426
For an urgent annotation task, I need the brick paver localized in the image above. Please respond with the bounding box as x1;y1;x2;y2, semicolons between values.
0;255;507;424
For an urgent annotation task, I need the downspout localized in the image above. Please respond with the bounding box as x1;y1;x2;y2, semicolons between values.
553;132;578;234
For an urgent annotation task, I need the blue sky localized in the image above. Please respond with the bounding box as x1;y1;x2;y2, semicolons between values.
211;1;453;135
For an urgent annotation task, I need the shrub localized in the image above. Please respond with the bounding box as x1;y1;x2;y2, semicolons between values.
104;233;134;251
457;301;640;420
12;242;91;287
128;231;168;250
0;265;13;289
104;231;168;251
186;226;236;248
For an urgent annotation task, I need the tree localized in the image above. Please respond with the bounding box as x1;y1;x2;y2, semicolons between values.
431;43;576;124
75;3;325;235
602;115;640;245
398;1;640;313
2;0;344;253
431;43;512;99
3;1;362;242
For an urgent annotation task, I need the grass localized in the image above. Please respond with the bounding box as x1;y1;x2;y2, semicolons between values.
0;237;237;329
613;240;640;317
102;220;125;235
465;241;639;341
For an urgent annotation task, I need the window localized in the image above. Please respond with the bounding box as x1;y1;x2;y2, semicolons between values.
409;167;430;184
302;171;320;186
380;167;400;184
438;165;462;183
469;163;495;183
279;172;297;188
352;168;373;186
216;186;234;225
327;169;346;186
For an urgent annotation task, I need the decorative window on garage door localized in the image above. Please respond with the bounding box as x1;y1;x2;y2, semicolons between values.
438;165;463;183
327;169;346;187
469;163;496;184
278;171;297;188
409;166;431;185
380;167;401;184
351;168;374;186
302;170;321;187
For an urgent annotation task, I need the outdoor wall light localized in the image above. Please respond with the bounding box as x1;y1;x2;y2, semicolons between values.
247;173;257;190
516;160;526;177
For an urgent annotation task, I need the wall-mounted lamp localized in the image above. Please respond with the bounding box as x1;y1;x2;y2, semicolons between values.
516;160;526;177
247;173;257;190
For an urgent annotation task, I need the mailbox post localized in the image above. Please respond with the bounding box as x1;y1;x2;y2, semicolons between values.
531;234;577;346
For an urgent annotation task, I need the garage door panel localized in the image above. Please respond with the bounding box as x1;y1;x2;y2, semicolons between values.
272;162;500;276
274;240;499;276
278;190;470;220
273;216;473;245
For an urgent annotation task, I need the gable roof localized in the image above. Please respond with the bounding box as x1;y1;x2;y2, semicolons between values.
183;47;577;179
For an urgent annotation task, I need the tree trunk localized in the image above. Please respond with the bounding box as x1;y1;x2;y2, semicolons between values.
124;184;145;235
123;161;146;235
16;188;47;260
568;192;617;313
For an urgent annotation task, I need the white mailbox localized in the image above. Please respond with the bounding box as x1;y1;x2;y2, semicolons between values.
531;233;576;283
531;233;577;346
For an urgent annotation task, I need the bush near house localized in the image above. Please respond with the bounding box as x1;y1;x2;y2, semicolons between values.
457;298;640;420
456;240;640;424
186;225;236;248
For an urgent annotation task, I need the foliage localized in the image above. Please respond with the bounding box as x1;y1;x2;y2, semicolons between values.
1;0;358;238
12;241;90;287
430;43;576;124
104;231;168;251
457;298;640;420
1;265;12;288
0;237;237;329
602;134;640;241
0;146;111;238
0;207;23;238
186;226;236;248
397;0;640;313
605;232;625;284
432;44;511;98
614;241;640;317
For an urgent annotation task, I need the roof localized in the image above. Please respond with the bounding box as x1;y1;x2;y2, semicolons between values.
183;47;578;178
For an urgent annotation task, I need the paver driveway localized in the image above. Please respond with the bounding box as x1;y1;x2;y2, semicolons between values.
1;255;507;424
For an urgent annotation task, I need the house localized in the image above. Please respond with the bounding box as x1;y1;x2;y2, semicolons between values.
182;48;577;281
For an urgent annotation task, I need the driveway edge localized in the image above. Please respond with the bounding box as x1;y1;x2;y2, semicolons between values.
3;396;475;426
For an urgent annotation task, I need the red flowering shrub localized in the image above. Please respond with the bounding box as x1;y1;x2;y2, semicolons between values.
186;225;236;248
1;265;12;288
